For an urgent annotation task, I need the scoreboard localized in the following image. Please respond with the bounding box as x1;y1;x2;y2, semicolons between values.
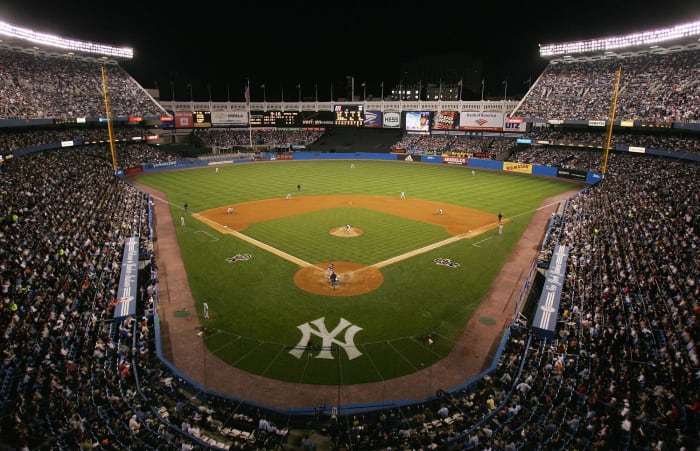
249;111;301;127
333;104;364;126
247;108;365;127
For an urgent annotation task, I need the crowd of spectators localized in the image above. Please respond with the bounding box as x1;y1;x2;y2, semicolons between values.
0;125;166;155
193;128;324;151
513;49;700;122
0;49;164;119
0;39;698;451
391;135;513;157
1;139;696;451
524;128;700;155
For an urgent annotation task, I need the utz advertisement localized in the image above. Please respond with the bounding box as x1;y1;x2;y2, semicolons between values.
433;111;459;129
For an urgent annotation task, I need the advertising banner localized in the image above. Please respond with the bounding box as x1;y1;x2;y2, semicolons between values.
364;110;383;128
503;161;533;174
459;112;505;131
212;111;249;126
383;111;401;129
433;111;459;129
174;111;194;129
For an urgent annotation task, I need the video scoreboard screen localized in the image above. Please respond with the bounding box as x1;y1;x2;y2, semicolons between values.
249;111;301;127
333;104;364;126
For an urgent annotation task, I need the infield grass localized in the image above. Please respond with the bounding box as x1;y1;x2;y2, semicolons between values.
133;159;580;384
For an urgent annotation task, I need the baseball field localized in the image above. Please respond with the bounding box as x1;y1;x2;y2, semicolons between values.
130;159;581;408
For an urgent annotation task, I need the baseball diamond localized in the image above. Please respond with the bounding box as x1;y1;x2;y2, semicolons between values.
196;195;497;296
131;159;582;409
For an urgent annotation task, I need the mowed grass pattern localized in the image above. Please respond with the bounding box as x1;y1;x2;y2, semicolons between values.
133;159;580;384
244;207;451;265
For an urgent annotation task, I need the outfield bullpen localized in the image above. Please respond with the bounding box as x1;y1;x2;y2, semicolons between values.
132;158;582;409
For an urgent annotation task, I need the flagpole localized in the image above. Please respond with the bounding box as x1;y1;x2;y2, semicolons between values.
246;79;252;150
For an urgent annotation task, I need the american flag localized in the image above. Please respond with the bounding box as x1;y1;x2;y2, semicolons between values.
244;86;250;104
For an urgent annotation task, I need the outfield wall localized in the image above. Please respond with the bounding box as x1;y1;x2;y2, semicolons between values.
134;151;603;184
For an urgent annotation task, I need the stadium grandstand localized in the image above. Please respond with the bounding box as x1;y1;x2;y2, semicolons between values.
0;16;698;451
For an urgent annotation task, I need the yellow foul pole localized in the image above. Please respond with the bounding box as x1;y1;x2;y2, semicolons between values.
101;65;118;171
602;67;622;175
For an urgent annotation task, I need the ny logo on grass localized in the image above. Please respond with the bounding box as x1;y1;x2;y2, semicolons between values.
289;317;363;360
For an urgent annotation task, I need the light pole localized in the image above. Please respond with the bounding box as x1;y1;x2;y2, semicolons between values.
503;79;508;101
361;82;366;101
380;81;384;101
261;84;266;103
297;83;301;102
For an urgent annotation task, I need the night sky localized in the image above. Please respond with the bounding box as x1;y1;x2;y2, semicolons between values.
1;1;698;101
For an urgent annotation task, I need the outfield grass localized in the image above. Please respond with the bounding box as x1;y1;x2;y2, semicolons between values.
133;160;579;384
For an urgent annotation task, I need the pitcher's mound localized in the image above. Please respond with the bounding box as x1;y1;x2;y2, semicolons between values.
330;226;363;237
294;261;384;296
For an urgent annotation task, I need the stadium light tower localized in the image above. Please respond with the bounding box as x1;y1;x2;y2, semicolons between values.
346;76;354;101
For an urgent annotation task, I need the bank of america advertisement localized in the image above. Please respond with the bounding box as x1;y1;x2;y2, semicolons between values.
211;111;249;126
459;112;505;131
